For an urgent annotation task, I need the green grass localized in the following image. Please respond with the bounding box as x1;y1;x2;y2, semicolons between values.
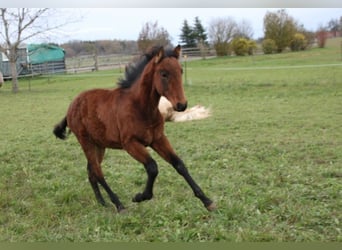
0;38;341;242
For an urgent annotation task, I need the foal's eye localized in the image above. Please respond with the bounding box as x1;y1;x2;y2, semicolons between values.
160;70;169;79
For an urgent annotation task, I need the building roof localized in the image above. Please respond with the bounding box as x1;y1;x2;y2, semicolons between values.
28;44;65;64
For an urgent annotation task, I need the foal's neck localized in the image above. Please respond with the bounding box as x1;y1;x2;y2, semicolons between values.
133;65;161;113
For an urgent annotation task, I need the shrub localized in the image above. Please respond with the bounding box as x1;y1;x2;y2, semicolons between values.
231;38;258;56
290;33;307;51
316;29;328;48
214;42;231;56
231;38;249;56
262;39;277;54
247;40;257;55
302;31;316;50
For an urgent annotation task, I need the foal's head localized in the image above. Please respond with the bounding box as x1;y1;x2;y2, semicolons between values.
152;45;187;112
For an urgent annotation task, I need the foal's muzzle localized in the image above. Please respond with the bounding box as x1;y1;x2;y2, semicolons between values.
175;102;187;112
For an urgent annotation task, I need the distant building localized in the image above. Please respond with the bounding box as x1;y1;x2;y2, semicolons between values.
0;44;66;79
0;45;29;78
28;44;66;75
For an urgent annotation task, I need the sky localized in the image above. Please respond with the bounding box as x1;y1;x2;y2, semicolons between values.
29;8;342;45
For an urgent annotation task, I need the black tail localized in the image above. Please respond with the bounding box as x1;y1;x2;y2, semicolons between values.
53;117;68;140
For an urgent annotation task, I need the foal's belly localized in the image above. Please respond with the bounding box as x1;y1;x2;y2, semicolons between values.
88;122;158;149
89;126;123;149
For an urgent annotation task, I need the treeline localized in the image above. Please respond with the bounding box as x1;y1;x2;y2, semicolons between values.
60;9;342;58
60;40;138;58
179;9;341;56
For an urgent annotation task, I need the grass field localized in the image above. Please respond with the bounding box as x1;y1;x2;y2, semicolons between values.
0;38;341;242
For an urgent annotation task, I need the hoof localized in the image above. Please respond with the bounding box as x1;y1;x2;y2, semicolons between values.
118;208;128;214
132;192;152;203
132;193;144;203
97;198;107;207
206;202;217;211
117;205;127;214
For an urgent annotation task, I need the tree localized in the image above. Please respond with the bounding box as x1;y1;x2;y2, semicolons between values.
137;21;171;52
179;19;195;48
0;8;69;93
316;26;328;48
263;9;297;53
296;24;316;50
208;17;237;56
235;19;254;39
61;40;138;57
327;18;340;37
193;16;208;46
179;17;208;48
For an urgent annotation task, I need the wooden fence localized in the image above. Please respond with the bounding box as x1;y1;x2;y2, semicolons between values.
64;47;217;73
65;54;136;73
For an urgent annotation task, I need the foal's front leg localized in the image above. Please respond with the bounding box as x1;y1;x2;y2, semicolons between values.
151;135;216;211
123;140;159;202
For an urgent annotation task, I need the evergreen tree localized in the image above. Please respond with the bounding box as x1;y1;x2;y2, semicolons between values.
193;16;208;46
179;19;196;48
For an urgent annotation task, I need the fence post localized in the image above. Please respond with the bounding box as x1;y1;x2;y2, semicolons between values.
183;54;188;85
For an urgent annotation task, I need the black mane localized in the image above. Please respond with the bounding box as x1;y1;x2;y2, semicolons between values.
118;46;179;89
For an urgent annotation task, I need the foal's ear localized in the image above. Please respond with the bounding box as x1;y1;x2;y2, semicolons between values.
154;47;164;64
174;45;181;59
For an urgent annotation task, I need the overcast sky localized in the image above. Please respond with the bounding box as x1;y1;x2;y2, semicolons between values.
32;8;342;44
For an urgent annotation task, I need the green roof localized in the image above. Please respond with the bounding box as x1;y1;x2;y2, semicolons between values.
28;44;65;64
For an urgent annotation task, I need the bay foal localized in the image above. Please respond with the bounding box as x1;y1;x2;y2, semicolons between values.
53;45;215;213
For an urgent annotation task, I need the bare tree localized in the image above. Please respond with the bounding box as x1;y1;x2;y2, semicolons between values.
208;17;237;56
235;19;254;39
327;18;340;37
137;21;172;52
0;8;70;93
316;26;328;48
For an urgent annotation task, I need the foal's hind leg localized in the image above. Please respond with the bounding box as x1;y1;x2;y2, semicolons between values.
87;162;106;206
80;139;125;212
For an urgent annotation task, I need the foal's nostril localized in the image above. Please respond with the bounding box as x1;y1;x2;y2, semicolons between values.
176;102;187;112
